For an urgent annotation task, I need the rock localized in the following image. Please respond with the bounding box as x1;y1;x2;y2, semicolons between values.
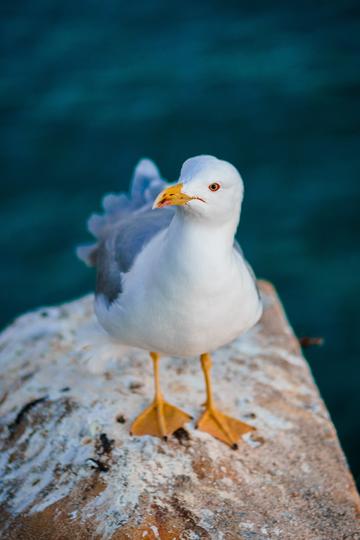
0;281;359;539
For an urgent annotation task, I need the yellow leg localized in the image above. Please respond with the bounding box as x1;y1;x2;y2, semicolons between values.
130;352;192;440
196;353;255;449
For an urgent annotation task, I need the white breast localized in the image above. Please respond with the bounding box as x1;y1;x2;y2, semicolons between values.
95;223;262;357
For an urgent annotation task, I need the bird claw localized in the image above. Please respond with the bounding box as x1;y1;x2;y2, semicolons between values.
130;399;192;439
196;406;255;448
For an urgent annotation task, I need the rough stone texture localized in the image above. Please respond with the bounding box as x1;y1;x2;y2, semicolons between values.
0;281;359;540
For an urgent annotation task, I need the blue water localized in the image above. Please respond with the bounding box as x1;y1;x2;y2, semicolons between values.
1;1;359;484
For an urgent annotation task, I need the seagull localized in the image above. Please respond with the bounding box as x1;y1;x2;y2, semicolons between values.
77;155;262;448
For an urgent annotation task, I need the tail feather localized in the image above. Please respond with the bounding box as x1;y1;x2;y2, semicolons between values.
130;158;162;207
76;158;166;266
102;193;129;214
76;244;98;267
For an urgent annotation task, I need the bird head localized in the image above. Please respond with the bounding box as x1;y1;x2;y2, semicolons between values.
152;155;244;225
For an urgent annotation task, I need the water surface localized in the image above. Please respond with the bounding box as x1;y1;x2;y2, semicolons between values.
1;1;359;483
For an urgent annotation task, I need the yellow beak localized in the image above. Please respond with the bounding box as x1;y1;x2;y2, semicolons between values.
152;183;194;209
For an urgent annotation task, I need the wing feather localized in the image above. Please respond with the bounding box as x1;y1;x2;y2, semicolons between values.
77;159;175;304
234;240;260;299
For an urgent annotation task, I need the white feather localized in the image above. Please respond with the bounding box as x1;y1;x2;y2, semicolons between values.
94;156;262;357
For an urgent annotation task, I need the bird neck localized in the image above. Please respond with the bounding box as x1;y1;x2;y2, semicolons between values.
165;211;238;264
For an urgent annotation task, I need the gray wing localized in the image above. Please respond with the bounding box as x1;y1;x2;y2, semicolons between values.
77;159;175;305
95;207;174;303
234;240;260;300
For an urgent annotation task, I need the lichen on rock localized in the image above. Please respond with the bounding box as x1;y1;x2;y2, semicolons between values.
0;281;359;539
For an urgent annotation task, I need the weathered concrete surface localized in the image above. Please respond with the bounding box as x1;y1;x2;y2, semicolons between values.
0;281;359;540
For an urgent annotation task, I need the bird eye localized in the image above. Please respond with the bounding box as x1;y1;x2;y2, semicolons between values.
208;182;221;192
